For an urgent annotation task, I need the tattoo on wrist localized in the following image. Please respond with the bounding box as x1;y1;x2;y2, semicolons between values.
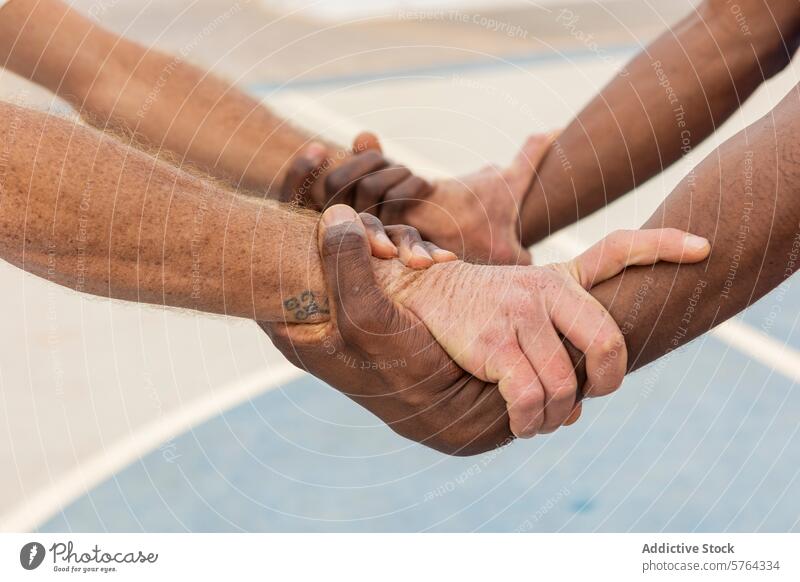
283;290;330;321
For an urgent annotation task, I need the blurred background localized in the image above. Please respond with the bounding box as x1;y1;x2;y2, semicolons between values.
3;0;800;532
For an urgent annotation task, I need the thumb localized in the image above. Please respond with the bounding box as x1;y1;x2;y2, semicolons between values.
511;246;533;266
353;131;383;154
568;228;711;289
317;204;396;337
504;133;556;197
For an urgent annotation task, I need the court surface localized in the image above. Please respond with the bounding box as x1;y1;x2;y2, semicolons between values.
2;0;800;532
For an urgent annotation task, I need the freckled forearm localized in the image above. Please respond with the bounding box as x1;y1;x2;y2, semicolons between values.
0;101;427;326
0;101;338;322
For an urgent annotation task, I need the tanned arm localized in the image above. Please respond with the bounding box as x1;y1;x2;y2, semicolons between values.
0;0;346;195
0;100;333;322
521;0;800;245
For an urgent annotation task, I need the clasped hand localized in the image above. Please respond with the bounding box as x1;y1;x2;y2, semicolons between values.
263;138;710;455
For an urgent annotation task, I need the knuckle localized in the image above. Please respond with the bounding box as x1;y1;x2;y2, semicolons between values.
514;426;538;439
356;176;382;198
403;225;421;240
358;212;384;230
589;376;624;397
389;176;424;199
603;330;625;353
387;224;420;240
324;171;351;196
596;384;622;398
408;175;431;195
383;186;410;205
547;374;578;400
394;166;411;181
290;157;316;178
599;330;626;356
505;385;544;414
518;388;545;411
479;331;512;357
361;150;385;166
391;164;410;174
511;408;544;437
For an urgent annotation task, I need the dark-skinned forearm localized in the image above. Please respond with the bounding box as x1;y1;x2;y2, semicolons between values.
521;0;800;246
582;84;800;374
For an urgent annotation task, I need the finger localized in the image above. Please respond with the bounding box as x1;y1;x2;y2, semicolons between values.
488;348;545;439
279;142;327;207
353;131;383;154
359;212;398;260
317;205;398;341
380;175;433;226
550;280;627;398
518;322;578;433
353;165;412;214
320;150;388;209
564;403;582;426
421;241;458;264
569;228;711;289
513;133;555;171
385;224;434;269
503;133;556;196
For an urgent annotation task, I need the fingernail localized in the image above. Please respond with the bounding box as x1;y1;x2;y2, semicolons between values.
412;244;433;261
376;232;397;254
684;234;710;251
322;205;357;226
431;248;458;261
305;142;327;165
513;427;536;439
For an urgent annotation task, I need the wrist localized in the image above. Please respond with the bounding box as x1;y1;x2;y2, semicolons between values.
388;260;476;321
519;180;550;247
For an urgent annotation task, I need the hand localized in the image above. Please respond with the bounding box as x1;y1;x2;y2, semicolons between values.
267;204;710;443
281;143;457;269
382;222;712;437
260;207;512;457
346;132;556;265
279;138;432;214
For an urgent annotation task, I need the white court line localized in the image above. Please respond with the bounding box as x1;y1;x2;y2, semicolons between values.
274;93;800;384
711;321;800;385
0;364;304;532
